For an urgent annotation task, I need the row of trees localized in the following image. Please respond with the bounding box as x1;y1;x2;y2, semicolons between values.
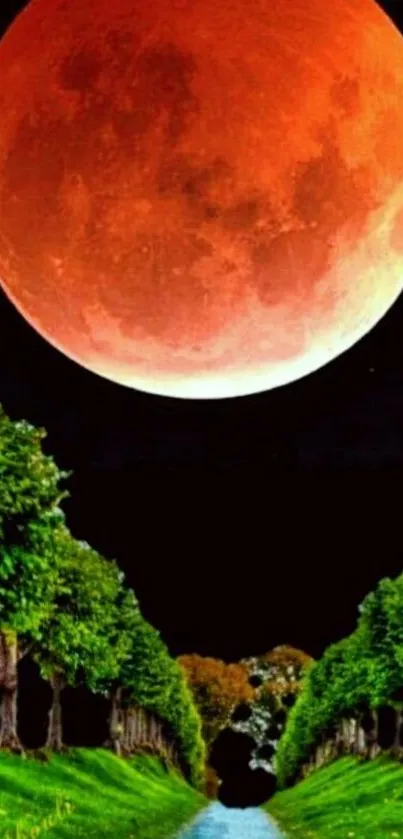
275;573;403;788
0;406;205;786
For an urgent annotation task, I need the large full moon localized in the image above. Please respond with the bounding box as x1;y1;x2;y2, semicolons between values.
0;0;403;398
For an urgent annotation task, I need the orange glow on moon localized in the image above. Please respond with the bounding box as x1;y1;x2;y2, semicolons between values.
0;0;403;398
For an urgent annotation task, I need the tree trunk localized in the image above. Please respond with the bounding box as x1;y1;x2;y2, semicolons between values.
139;708;145;744
46;672;65;751
358;723;366;756
335;723;342;756
123;707;136;754
155;719;161;751
106;686;123;755
344;719;352;753
132;705;140;745
348;719;355;754
355;715;363;755
125;709;132;753
338;720;347;755
150;715;157;748
120;708;126;753
363;708;378;759
0;630;22;752
371;708;380;758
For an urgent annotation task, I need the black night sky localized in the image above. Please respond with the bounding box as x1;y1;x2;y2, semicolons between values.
1;0;403;664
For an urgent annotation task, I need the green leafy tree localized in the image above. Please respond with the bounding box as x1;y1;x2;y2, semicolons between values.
99;585;143;754
32;526;135;750
165;666;206;788
359;578;403;707
0;406;70;748
275;677;316;787
119;621;205;786
358;576;403;749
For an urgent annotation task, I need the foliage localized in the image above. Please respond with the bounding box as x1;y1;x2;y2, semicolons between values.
32;525;135;689
0;405;70;539
358;576;403;707
255;646;313;700
164;667;206;788
240;646;313;708
275;573;403;787
0;405;70;637
263;645;313;673
178;654;255;745
119;624;206;786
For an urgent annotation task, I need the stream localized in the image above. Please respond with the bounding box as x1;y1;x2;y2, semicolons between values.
177;802;285;839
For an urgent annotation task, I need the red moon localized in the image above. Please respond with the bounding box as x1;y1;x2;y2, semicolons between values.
0;0;403;398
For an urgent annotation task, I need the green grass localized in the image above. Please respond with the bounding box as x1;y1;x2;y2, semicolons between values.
0;748;206;838
266;757;403;839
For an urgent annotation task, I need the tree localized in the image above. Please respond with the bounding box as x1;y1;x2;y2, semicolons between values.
32;526;134;750
120;624;205;786
358;576;403;751
275;678;317;787
257;645;313;701
163;665;206;787
99;584;143;755
0;406;70;749
263;645;313;675
178;654;254;746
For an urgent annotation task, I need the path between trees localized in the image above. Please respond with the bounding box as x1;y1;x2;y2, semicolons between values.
177;802;285;839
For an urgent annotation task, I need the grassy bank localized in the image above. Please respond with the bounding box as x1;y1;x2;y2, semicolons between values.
266;756;403;839
0;748;206;838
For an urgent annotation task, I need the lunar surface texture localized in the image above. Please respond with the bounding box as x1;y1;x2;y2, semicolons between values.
1;0;403;398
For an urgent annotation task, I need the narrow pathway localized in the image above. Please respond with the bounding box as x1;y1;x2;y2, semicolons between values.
178;802;285;839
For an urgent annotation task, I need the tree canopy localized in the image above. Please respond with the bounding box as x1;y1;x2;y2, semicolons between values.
0;405;70;637
178;654;255;746
32;525;135;690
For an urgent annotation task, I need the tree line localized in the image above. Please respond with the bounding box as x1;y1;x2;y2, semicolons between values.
275;572;403;788
0;405;205;786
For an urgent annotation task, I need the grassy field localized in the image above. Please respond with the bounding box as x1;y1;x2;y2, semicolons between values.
266;756;403;839
0;748;206;838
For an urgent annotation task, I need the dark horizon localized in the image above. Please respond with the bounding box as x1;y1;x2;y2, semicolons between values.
1;0;403;664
